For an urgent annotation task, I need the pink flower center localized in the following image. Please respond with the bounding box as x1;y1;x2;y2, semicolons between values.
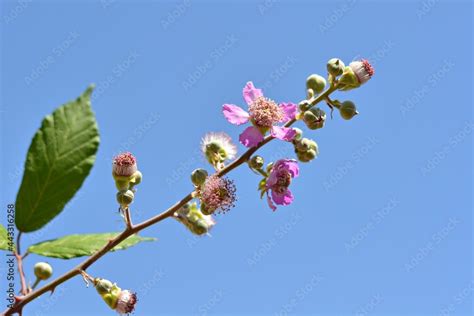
361;59;375;77
201;176;237;213
113;152;136;166
274;171;292;193
249;96;284;128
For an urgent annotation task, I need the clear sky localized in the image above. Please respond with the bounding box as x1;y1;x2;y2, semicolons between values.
0;1;472;315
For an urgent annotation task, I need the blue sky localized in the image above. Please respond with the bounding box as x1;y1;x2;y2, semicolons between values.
0;0;472;315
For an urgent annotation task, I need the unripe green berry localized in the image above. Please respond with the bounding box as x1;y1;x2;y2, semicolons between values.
303;110;317;124
327;58;345;77
304;108;326;130
34;262;53;280
249;155;264;170
191;168;208;186
95;278;114;295
116;190;134;206
339;101;358;120
306;74;326;94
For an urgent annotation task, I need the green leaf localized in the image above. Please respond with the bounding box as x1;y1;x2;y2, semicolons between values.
15;86;100;232
0;224;11;250
27;233;155;259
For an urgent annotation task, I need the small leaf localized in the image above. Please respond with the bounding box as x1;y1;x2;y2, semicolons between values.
0;224;12;250
27;233;155;259
15;86;100;232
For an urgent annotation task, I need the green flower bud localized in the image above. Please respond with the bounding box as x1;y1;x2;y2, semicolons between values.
306;88;314;99
191;168;208;186
295;138;311;152
339;101;358;120
303;108;326;130
200;203;212;216
116;190;134;207
34;262;53;280
95;278;114;295
327;58;345;77
293;128;303;141
249;155;264;170
306;74;326;94
298;100;311;112
130;170;142;187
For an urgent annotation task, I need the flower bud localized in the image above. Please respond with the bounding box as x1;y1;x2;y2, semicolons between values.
201;132;237;169
191;168;208;186
116;190;134;207
327;58;345;77
349;59;374;85
129;170;142;188
303;108;326;130
95;279;137;314
339;101;358;120
306;74;326;94
249;155;264;170
294;138;318;163
176;202;216;235
34;262;53;280
338;66;360;91
112;152;137;178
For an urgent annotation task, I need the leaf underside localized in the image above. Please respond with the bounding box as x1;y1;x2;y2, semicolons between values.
15;86;100;232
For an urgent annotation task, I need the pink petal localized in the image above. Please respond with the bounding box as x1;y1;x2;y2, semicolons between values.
243;81;263;105
280;102;297;121
271;126;297;142
266;193;277;211
273;159;299;178
239;126;264;148
222;104;250;125
271;188;294;206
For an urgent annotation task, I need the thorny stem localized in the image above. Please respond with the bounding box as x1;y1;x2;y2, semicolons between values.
2;85;337;316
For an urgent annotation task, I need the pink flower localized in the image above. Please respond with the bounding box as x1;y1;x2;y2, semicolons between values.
200;175;237;214
222;82;298;147
349;59;374;85
113;152;137;177
265;159;299;211
115;290;137;314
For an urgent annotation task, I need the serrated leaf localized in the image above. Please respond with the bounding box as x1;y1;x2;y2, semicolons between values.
27;233;155;259
15;86;100;232
0;224;11;250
